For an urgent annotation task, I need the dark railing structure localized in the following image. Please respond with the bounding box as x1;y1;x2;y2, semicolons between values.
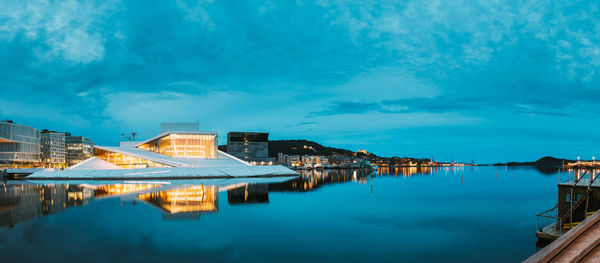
536;169;598;238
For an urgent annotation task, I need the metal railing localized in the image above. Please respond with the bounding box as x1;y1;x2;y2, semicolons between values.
536;169;598;236
536;203;559;233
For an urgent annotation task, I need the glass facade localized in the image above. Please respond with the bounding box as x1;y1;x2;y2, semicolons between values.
66;136;95;166
95;148;172;169
0;121;41;165
41;131;66;166
227;132;269;143
138;133;218;159
226;132;269;161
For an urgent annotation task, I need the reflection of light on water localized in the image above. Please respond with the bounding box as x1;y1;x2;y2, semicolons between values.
138;185;218;214
95;184;162;197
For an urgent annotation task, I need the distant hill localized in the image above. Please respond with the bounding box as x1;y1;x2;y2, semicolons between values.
494;156;573;167
268;140;356;158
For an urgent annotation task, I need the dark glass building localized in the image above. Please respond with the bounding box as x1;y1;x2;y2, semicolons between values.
226;132;271;163
66;134;95;166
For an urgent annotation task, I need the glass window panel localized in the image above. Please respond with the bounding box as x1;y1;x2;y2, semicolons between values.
138;133;217;159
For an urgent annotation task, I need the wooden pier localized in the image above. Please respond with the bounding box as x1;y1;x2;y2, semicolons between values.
525;210;600;262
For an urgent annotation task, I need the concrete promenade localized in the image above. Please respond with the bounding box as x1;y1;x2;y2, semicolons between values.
525;210;600;262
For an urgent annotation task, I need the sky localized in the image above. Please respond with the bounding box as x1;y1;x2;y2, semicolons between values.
1;0;600;163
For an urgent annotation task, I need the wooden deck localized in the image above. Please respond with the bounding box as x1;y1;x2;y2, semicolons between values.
525;210;600;262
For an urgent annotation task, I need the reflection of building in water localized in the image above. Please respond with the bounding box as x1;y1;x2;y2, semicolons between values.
227;184;269;205
268;167;438;193
377;166;436;177
0;183;98;227
40;185;67;215
269;169;375;192
67;185;94;207
137;185;218;219
94;184;162;198
0;185;42;227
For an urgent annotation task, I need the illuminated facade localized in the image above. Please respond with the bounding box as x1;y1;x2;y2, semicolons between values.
0;120;41;168
41;130;66;167
91;131;224;169
95;148;172;169
28;128;298;179
66;134;94;166
138;133;218;158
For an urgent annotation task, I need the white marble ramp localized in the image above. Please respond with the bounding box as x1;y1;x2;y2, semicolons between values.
26;165;297;179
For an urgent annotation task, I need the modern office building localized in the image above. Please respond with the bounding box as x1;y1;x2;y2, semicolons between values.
66;134;95;166
226;132;272;163
41;130;66;168
0;120;41;168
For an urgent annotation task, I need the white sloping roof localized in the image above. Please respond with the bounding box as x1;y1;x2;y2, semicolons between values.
95;146;251;168
26;165;298;179
68;157;123;170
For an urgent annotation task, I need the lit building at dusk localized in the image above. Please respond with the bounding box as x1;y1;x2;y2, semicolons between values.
226;132;272;164
41;130;66;168
66;134;94;166
0;120;41;168
94;131;222;169
28;128;296;179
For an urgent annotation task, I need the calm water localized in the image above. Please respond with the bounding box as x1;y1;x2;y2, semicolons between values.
0;167;559;262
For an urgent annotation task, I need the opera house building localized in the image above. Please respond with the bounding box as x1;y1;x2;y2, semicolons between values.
29;130;297;179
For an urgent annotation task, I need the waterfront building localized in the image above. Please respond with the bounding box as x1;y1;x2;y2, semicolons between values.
0;120;41;168
41;130;66;168
29;128;296;179
226;132;272;163
93;131;220;169
66;134;94;166
277;153;303;167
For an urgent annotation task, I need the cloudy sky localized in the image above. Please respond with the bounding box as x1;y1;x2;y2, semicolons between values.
1;0;599;163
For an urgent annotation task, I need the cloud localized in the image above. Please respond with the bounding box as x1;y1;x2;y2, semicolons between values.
285;121;319;128
310;96;575;118
0;0;118;63
1;0;600;161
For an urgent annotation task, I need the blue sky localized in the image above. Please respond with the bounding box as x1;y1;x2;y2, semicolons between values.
1;0;600;163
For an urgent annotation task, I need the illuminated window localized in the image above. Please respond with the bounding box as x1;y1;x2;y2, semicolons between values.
137;133;218;158
95;148;172;169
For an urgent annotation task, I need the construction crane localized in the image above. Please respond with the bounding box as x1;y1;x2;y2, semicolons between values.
120;132;138;141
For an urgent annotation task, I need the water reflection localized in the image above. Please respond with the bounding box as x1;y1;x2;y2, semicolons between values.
0;167;467;228
138;186;218;219
0;167;564;262
228;184;269;205
0;184;93;227
270;166;441;192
